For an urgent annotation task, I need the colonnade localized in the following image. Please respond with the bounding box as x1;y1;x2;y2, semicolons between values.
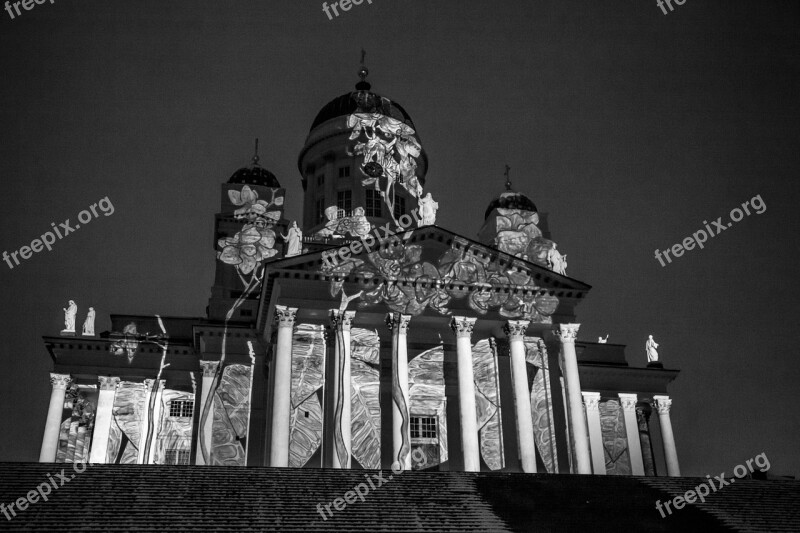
38;315;681;477
263;310;680;476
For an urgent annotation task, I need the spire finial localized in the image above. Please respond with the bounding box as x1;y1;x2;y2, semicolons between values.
358;48;369;81
504;164;512;191
251;138;260;166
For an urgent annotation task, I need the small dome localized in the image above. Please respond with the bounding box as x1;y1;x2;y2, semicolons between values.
309;92;416;131
228;166;281;188
484;190;538;220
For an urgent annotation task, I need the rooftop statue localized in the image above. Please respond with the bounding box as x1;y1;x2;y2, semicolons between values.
547;244;567;276
281;221;303;257
419;193;439;226
598;335;608;343
646;335;659;363
82;307;96;336
62;300;77;334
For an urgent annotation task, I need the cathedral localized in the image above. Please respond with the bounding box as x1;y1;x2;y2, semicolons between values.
38;63;681;479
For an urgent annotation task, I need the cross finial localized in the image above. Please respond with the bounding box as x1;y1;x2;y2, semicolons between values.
358;48;369;81
504;164;512;191
252;138;260;166
360;48;366;67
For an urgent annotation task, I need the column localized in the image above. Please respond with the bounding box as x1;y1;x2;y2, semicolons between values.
195;362;219;465
653;395;680;476
637;405;657;476
39;373;72;463
581;392;606;475
451;316;480;472
619;393;645;475
330;309;355;469
269;305;297;467
387;312;412;471
554;323;592;474
138;379;165;464
504;320;537;473
89;376;120;464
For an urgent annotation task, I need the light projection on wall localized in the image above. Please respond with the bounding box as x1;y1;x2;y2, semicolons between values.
315;206;372;239
153;389;194;465
408;345;448;469
55;385;96;464
210;364;253;466
600;399;632;475
350;327;381;469
320;238;558;323
106;381;147;464
524;337;559;474
288;324;326;468
347;78;423;226
473;339;504;471
199;184;283;465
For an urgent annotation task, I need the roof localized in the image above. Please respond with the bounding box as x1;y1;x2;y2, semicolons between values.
485;190;538;220
1;463;797;531
310;92;416;131
228;165;281;188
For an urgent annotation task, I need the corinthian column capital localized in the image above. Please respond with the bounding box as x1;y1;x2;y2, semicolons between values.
653;395;672;414
554;323;580;343
450;316;477;339
200;360;220;377
331;309;356;331
618;393;639;411
503;320;530;340
274;305;298;328
386;312;411;335
98;376;120;391
50;373;72;391
582;391;601;412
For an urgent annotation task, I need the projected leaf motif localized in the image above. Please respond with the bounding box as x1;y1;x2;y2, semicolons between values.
600;399;631;475
526;338;559;474
289;395;322;469
211;364;252;466
350;328;381;469
409;346;447;468
323;238;558;323
473;339;504;471
107;381;147;464
288;324;326;467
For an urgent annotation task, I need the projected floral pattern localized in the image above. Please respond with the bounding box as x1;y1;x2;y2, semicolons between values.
320;238;558;323
106;381;147;464
348;97;423;224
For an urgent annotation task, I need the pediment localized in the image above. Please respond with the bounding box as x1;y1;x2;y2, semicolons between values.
265;226;590;322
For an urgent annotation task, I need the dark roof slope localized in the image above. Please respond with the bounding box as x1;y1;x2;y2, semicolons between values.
0;463;797;532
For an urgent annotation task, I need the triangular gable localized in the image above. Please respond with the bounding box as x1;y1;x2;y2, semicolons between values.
263;226;591;322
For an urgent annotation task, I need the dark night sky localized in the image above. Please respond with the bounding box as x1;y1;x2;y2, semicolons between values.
0;0;798;477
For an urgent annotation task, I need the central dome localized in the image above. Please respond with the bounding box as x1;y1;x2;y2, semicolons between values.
309;91;416;131
484;190;538;220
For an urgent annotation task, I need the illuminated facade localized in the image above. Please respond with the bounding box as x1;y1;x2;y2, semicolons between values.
39;65;681;476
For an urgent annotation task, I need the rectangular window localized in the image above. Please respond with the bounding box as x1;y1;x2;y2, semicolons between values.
393;196;406;220
410;416;437;440
337;190;352;218
338;166;350;178
365;190;382;218
316;198;325;224
169;400;194;418
164;449;191;465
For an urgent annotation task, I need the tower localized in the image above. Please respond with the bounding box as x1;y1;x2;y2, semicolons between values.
207;141;287;322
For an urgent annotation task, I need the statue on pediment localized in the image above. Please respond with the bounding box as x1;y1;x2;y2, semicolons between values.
646;335;659;362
